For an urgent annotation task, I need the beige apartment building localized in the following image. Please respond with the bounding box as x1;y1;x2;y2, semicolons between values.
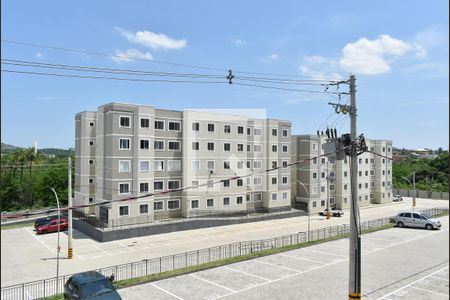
75;103;292;223
291;134;393;214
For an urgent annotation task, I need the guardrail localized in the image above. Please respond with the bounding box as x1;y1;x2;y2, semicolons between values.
1;207;447;300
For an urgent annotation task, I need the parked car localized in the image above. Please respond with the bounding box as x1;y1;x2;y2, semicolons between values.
319;208;344;217
394;211;441;230
393;195;403;202
64;271;121;300
36;218;68;234
34;215;60;229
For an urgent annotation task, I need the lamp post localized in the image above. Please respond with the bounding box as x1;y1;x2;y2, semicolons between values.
296;180;310;241
401;172;416;210
50;187;61;294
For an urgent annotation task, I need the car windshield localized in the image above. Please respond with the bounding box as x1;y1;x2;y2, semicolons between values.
81;279;114;297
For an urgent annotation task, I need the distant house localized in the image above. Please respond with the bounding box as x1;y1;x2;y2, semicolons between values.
411;148;436;159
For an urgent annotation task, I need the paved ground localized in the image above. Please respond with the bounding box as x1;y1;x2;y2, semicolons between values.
118;216;449;300
1;198;448;286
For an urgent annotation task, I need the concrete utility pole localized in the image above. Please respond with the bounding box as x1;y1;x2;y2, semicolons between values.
348;75;361;300
68;157;73;259
412;171;416;209
50;188;61;294
326;161;331;219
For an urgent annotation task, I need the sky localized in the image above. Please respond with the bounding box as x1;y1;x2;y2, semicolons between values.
2;0;448;150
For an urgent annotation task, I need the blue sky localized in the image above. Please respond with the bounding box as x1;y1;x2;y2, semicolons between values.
2;0;448;150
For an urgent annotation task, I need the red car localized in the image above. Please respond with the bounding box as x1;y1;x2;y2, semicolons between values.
36;218;68;234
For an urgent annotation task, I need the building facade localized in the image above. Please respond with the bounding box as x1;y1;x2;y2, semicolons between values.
291;135;393;214
75;103;292;222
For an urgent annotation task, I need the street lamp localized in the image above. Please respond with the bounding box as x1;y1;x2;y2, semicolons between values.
401;172;416;210
50;187;61;294
296;180;310;242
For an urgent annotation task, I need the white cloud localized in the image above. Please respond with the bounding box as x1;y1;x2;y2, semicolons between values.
261;53;280;63
36;52;43;58
110;49;153;63
337;34;428;75
115;27;186;50
230;38;246;45
299;56;343;79
270;54;279;60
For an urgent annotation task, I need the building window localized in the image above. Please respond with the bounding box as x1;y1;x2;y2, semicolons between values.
253;176;262;185
253;160;262;169
365;183;368;188
365;171;369;176
344;184;348;191
321;158;326;164
254;128;262;135
313;173;317;179
282;192;288;200
192;181;199;188
224;125;231;133
247;128;251;135
89;141;94;146
237;161;244;169
282;145;288;153
154;120;164;130
139;161;150;173
246;194;251;202
89;121;95;127
154;181;164;191
344;197;348;204
154;140;164;150
272;128;277;136
140;139;150;150
282;176;288;185
192;122;200;131
207;142;215;151
321;186;325;192
120;116;130;128
224;143;231;151
167;200;180;209
139;204;149;214
168;141;181;151
382;170;385;175
192;142;199;151
224;161;230;169
272;145;278;152
253;144;262;152
246;161;251;169
282;161;288;168
207;160;215;171
312;186;318;194
254;193;262;201
271;193;278;201
191;200;199;209
119;205;129;216
119;138;130;150
168;180;180;190
208;123;215;132
119;183;130;194
237;126;244;134
247;144;251;152
191;160;200;171
359;171;362;176
140;182;149;193
167;160;181;171
237;179;243;186
89;197;94;203
312;201;317;207
207;198;214;207
119;160;130;173
140;118;150;128
344;171;348;177
365;159;369;164
168;121;181;131
223;197;230;206
223;180;230;188
321;200;325;207
152;160;163;172
89;178;94;184
282;129;288;137
237;196;243;205
359;158;362;164
330;197;335;204
330;184;335;191
237;144;244;152
312;143;317;150
272;161;277;168
154;201;163;211
272;177;277;185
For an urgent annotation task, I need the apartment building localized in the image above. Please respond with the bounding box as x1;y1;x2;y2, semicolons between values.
75;103;292;223
291;134;393;214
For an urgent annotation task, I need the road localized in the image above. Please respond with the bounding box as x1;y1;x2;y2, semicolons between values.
118;216;449;299
1;197;448;286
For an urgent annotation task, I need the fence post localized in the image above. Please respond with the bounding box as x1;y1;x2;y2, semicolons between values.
197;250;200;265
43;279;46;298
185;252;188;268
22;283;24;300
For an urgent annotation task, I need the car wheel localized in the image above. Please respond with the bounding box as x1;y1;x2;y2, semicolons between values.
397;222;405;228
426;224;433;230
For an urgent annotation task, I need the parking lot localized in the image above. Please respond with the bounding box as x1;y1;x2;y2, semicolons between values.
118;216;449;299
1;198;448;287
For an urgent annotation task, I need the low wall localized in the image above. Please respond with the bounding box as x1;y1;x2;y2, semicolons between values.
393;188;449;200
74;209;304;242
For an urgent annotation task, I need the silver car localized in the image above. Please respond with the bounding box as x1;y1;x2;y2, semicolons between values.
395;211;441;230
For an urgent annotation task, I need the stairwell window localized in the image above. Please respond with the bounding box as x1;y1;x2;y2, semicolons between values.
155;120;165;130
118;183;130;194
119;116;130;128
140;118;150;128
119;138;130;150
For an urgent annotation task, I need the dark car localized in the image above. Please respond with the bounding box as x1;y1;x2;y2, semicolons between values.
64;271;122;300
34;215;60;229
36;218;68;234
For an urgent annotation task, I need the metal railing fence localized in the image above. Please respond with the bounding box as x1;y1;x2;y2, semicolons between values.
1;207;447;300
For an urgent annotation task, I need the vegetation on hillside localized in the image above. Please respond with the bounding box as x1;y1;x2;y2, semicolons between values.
392;152;449;192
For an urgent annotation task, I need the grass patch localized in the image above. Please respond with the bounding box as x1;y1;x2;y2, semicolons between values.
36;294;63;300
1;222;34;230
114;223;395;289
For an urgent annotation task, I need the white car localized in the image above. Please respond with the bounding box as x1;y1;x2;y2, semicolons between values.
394;211;441;230
319;208;344;217
393;195;403;202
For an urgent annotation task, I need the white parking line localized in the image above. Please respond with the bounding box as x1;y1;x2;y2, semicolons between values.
151;282;184;300
302;248;347;258
24;228;56;254
409;286;449;297
377;266;449;299
429;275;449;281
254;260;301;273
280;254;325;264
223;266;271;282
325;243;348;250
189;274;236;292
